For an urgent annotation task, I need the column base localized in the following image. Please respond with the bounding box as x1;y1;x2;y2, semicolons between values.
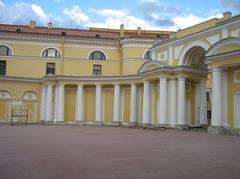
207;126;228;135
54;121;65;125
43;121;54;125
75;121;85;126
127;122;138;127
175;124;190;131
93;121;104;126
141;123;154;129
109;121;122;127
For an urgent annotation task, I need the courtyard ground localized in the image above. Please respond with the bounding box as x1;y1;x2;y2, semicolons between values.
0;125;240;179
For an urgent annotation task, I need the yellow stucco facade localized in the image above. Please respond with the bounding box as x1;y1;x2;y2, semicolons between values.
0;12;240;133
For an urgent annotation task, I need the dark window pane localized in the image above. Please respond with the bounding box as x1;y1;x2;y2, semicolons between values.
89;51;106;60
93;65;101;76
0;46;12;56
42;48;60;58
46;63;55;75
0;61;6;75
144;50;152;60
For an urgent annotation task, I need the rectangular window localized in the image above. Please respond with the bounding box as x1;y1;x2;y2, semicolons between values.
0;61;6;75
46;63;55;75
93;64;102;76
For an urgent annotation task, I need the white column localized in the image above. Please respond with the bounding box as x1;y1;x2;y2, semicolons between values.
95;84;102;123
40;85;46;122
130;83;137;123
158;77;167;125
200;80;207;125
142;81;150;124
211;68;222;126
169;79;177;125
53;85;59;123
45;84;53;122
75;84;84;122
177;78;186;125
113;84;120;123
58;83;65;122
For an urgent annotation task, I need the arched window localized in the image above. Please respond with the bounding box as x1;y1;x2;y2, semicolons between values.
0;45;12;56
42;48;60;58
89;51;106;60
144;50;152;60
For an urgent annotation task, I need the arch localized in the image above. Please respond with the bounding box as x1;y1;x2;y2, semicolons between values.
0;90;11;99
138;60;167;73
179;40;210;65
143;50;152;60
0;44;14;56
183;46;207;68
206;37;240;57
22;91;37;101
234;91;240;128
41;47;61;58
88;50;107;60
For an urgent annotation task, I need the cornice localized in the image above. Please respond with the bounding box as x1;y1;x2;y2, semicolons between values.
206;50;240;64
119;38;157;48
151;18;240;50
0;33;117;47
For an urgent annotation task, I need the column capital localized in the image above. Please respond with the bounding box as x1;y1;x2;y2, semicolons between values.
211;67;222;73
159;77;167;81
178;77;186;81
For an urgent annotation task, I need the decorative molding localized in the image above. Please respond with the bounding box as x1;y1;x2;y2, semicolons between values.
152;18;240;50
206;50;240;64
120;38;156;48
234;70;240;83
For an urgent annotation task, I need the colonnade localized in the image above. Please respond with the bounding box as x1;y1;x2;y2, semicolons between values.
40;77;209;127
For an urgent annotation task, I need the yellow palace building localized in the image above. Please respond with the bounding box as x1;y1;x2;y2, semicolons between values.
0;12;240;134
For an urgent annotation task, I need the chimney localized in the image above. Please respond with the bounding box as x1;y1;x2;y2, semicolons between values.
48;22;53;30
29;20;36;28
120;24;124;38
137;27;141;36
223;12;232;20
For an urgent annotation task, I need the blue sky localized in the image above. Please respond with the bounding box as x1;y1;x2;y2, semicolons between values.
0;0;240;31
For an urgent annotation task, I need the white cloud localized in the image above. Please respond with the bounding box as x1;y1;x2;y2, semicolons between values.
63;6;89;23
31;4;47;19
173;13;223;30
90;8;127;18
0;0;4;6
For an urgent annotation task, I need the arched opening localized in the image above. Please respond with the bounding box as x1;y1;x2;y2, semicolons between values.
22;92;37;122
234;92;240;128
183;46;207;69
89;51;106;60
0;90;11;121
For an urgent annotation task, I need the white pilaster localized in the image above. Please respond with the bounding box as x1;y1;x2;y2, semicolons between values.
168;79;177;125
45;84;53;122
95;84;102;123
58;84;65;122
113;84;120;123
75;84;84;122
177;78;186;125
40;85;46;122
200;80;208;125
53;85;59;123
158;77;167;125
142;80;150;124
211;68;222;126
130;83;137;123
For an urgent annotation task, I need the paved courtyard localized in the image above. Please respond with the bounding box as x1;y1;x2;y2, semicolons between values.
0;125;240;179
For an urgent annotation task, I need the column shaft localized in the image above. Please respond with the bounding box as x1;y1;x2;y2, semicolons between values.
53;85;59;123
45;84;53;122
113;84;120;123
75;85;84;122
142;81;150;124
130;84;137;123
211;68;222;126
40;85;46;122
95;84;102;123
177;78;186;125
158;78;167;125
169;79;177;125
58;84;65;122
